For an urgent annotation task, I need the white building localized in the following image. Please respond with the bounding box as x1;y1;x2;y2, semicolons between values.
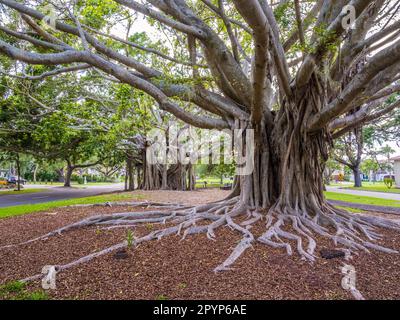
391;155;400;188
0;169;8;178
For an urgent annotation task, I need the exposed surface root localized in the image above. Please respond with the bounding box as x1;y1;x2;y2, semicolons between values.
63;201;188;209
259;203;400;262
3;198;400;289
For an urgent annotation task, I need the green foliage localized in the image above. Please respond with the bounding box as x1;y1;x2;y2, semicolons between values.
197;163;235;181
312;23;339;54
77;0;121;29
273;2;293;28
361;159;380;174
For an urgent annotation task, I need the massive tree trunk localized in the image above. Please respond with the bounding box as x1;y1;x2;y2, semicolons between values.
240;81;329;213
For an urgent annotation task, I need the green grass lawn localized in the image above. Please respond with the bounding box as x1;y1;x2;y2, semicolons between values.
342;185;400;194
0;188;45;196
0;192;144;219
324;191;400;207
28;181;64;186
195;182;228;188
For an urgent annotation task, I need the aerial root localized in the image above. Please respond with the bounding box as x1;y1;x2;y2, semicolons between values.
3;198;399;286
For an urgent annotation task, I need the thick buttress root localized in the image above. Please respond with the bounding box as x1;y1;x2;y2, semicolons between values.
1;198;399;284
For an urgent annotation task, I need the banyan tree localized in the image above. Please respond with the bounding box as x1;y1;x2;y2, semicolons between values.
1;0;400;277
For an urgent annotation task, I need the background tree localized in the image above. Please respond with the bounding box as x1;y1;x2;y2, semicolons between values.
379;144;396;175
334;127;364;187
323;158;341;186
360;158;380;183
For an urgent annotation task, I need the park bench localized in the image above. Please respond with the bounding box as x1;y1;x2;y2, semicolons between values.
220;183;232;190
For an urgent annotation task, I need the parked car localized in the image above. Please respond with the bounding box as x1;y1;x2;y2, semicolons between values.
7;176;27;185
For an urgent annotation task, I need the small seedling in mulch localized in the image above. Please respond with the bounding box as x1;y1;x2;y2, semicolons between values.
126;229;135;249
95;227;102;236
177;282;187;289
145;223;154;231
0;281;49;300
156;294;168;300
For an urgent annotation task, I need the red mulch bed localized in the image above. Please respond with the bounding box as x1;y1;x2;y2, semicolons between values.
0;190;400;300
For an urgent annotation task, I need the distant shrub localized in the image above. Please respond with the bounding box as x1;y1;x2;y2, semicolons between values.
384;177;394;189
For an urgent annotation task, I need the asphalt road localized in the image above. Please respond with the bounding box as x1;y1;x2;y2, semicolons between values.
0;184;125;208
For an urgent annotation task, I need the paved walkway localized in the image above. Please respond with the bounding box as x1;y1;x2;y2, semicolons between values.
0;184;124;208
326;186;400;201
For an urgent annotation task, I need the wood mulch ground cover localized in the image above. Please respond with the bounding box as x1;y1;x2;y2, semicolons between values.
0;189;400;300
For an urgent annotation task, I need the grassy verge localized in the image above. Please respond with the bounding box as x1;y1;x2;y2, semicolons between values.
26;182;63;186
342;186;400;194
325;192;400;207
0;192;144;219
0;188;45;196
0;281;48;300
